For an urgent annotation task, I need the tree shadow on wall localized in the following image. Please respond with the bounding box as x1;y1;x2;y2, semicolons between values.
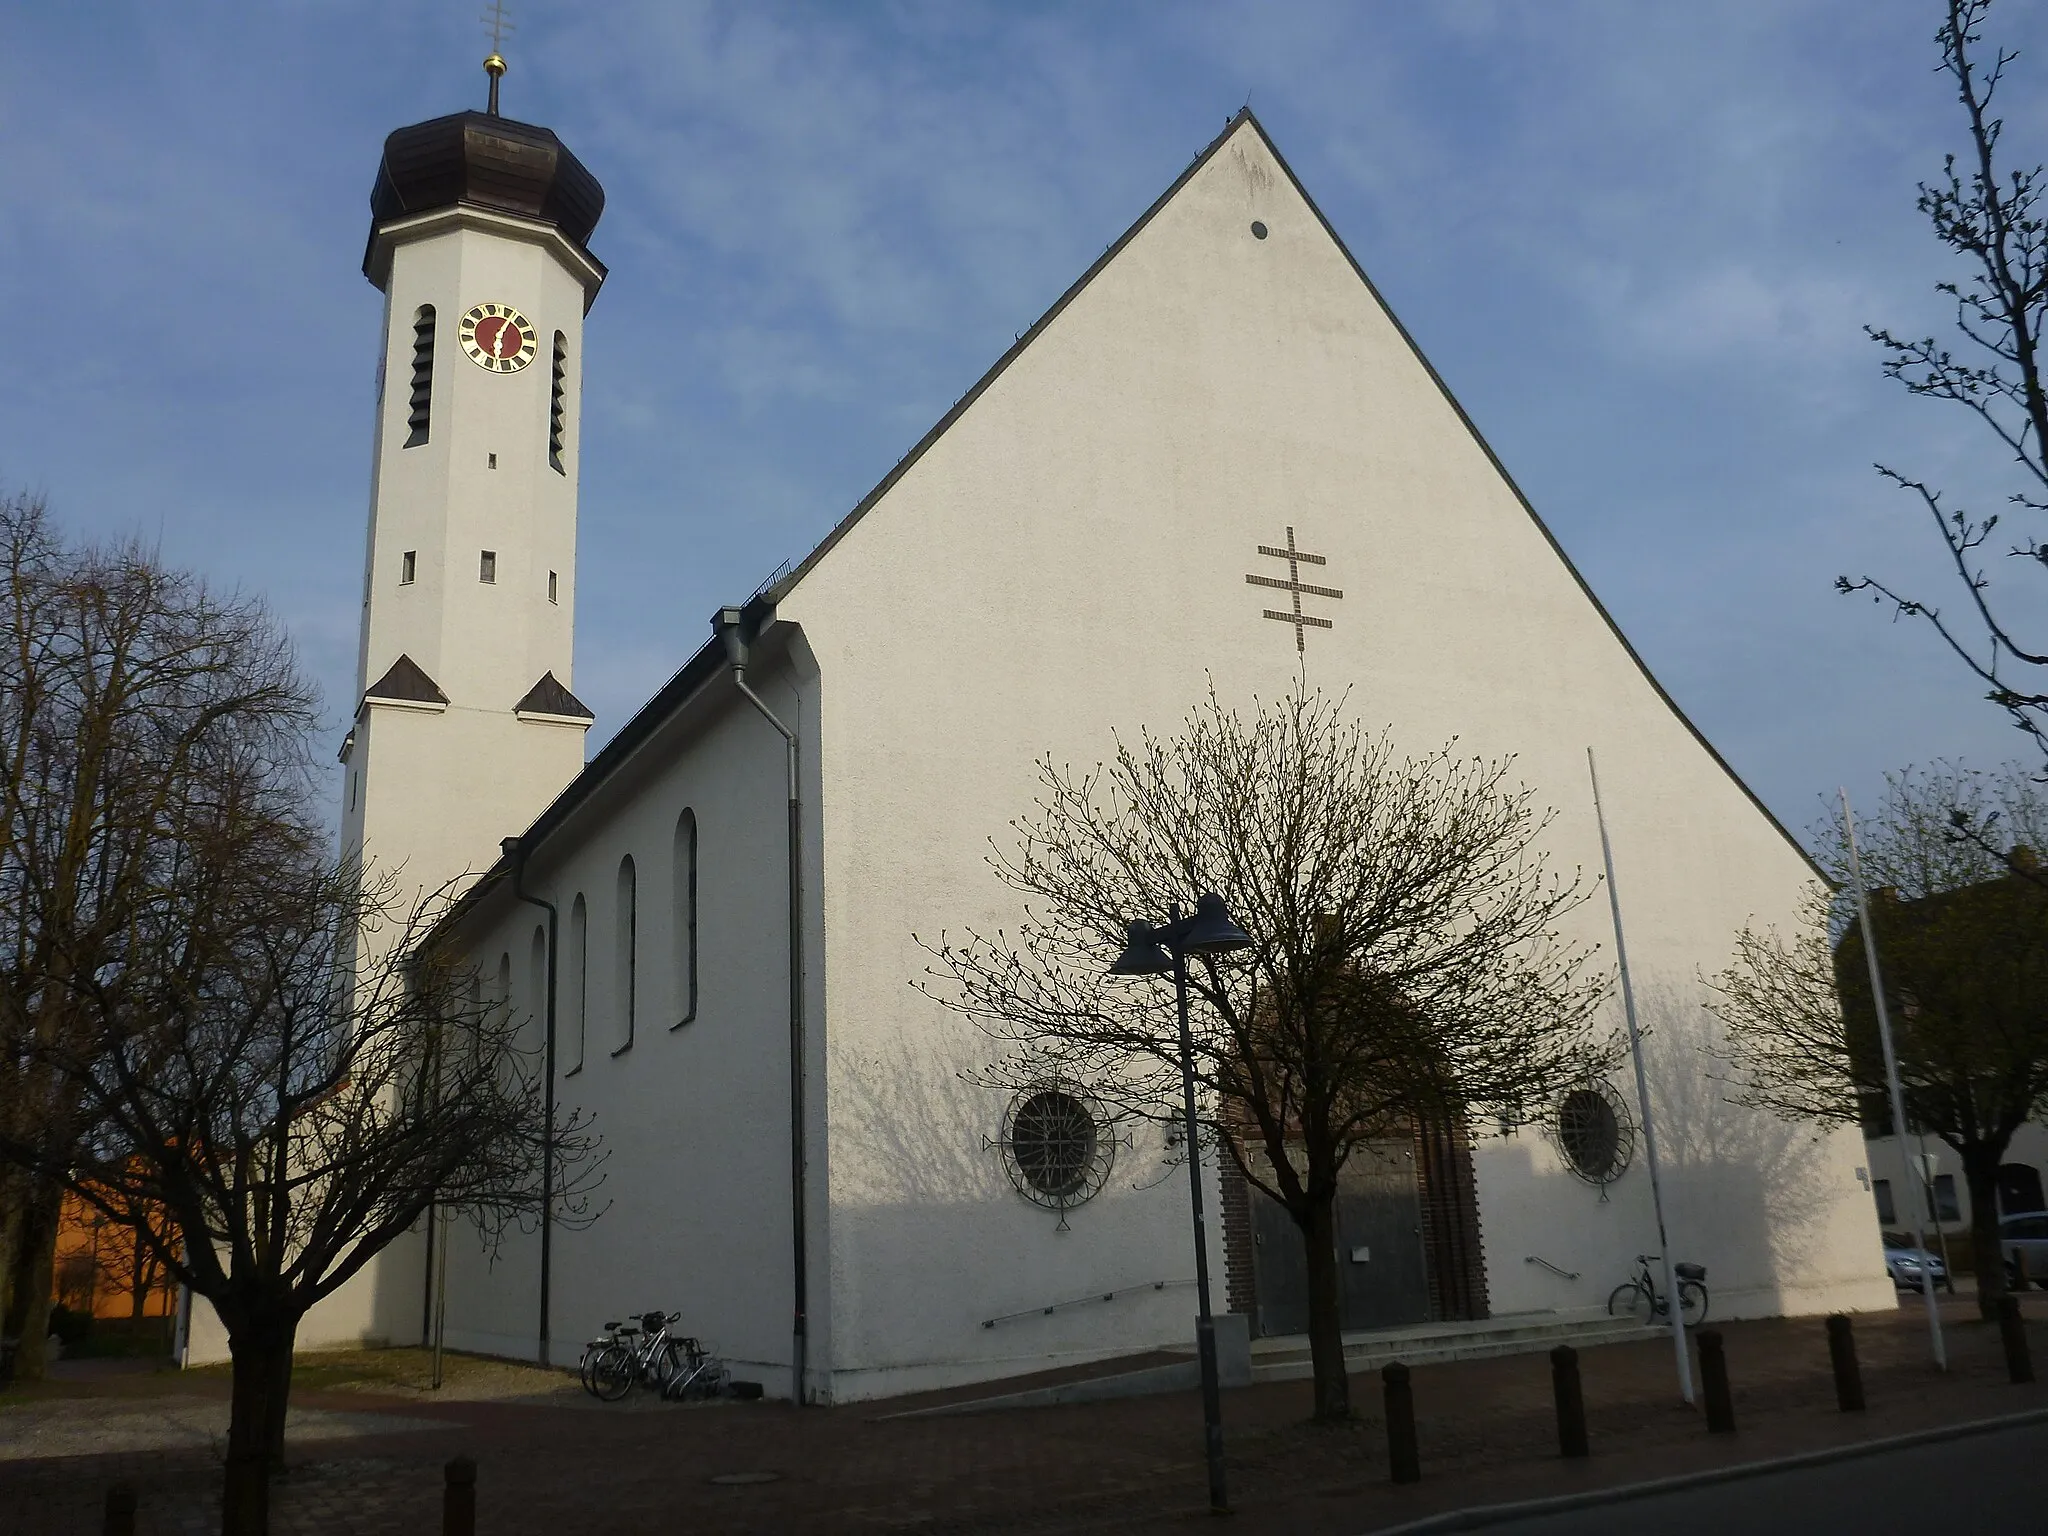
1631;977;1845;1292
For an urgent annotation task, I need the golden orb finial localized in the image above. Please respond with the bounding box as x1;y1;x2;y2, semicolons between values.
480;1;514;114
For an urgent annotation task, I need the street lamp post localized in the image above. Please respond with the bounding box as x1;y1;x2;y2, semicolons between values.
1110;891;1252;1517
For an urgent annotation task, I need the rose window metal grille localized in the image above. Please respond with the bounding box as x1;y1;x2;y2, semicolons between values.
994;1087;1119;1229
1552;1081;1636;1194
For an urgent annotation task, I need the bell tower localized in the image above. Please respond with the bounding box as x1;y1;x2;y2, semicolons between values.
341;54;604;898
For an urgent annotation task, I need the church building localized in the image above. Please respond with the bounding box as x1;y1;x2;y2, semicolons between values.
190;66;1895;1399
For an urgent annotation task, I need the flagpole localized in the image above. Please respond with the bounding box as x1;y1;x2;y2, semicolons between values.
1588;749;1694;1405
1840;789;1946;1369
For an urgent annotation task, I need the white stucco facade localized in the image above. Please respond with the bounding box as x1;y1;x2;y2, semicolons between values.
227;110;1892;1387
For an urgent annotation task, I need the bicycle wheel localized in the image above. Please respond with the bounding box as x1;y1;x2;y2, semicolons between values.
589;1342;636;1402
1608;1281;1654;1325
1678;1281;1709;1326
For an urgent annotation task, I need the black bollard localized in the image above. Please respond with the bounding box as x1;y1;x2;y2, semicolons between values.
1383;1361;1421;1485
1996;1295;2034;1385
1825;1314;1864;1412
102;1484;136;1536
1696;1329;1736;1434
1550;1344;1588;1459
443;1454;477;1536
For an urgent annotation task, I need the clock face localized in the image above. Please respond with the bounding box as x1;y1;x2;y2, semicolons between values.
458;303;539;372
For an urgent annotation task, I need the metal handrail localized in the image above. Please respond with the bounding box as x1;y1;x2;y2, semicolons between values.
1524;1255;1581;1280
981;1278;1195;1329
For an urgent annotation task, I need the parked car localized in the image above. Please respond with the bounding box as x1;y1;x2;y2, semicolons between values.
2001;1211;2048;1288
1882;1233;1951;1292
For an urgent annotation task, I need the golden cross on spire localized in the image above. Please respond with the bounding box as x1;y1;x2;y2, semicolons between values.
481;1;515;115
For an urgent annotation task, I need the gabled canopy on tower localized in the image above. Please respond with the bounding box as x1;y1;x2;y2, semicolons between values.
512;671;593;722
362;653;449;710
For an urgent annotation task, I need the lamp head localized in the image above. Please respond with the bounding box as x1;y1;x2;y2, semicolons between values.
1182;892;1252;956
1108;920;1174;977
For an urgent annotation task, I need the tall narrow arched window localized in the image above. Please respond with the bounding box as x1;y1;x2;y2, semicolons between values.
548;331;569;474
493;952;513;1068
404;306;436;448
566;894;588;1075
671;810;698;1029
612;856;637;1056
527;923;548;1052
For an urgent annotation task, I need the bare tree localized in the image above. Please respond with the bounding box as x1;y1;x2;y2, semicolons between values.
0;490;604;1533
3;856;604;1536
0;491;316;1381
1707;763;2048;1320
1844;1;2048;763
921;686;1613;1421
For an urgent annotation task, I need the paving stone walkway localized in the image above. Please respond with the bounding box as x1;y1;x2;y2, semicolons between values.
1;1293;2040;1534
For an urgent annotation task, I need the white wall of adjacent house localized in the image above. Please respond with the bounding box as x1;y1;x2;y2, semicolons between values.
767;112;1892;1392
1864;1121;2048;1238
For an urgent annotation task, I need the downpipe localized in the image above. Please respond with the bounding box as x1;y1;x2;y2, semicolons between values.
715;606;808;1406
503;835;560;1370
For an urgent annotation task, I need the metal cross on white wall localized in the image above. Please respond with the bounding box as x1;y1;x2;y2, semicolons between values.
1245;527;1342;652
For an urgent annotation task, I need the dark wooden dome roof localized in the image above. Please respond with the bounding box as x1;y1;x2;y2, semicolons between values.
368;111;604;266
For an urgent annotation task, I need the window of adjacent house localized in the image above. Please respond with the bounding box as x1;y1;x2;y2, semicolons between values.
401;551;416;585
480;550;497;584
404;306;435;447
548;570;558;604
495;953;512;1024
612;856;637;1055
347;772;357;812
672;810;698;1029
528;924;547;1052
1874;1179;1896;1225
565;894;588;1075
549;331;569;474
1932;1173;1961;1223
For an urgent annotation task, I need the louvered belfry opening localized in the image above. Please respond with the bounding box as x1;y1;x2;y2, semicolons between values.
404;305;436;447
548;331;568;473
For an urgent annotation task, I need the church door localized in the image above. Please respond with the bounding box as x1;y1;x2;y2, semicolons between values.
1247;1141;1431;1337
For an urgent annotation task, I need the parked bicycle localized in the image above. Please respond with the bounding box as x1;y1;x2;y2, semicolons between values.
1607;1254;1709;1326
579;1311;729;1402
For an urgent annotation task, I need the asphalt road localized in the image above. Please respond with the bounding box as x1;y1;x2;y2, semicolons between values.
1485;1420;2045;1534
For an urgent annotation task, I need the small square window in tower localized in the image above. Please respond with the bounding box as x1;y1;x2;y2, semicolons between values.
403;307;435;448
400;551;416;585
479;550;497;584
549;332;569;474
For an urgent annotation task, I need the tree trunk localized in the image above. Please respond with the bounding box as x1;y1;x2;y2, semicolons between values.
1299;1190;1351;1421
1961;1143;2009;1322
0;1164;25;1336
220;1313;298;1536
2;1180;62;1382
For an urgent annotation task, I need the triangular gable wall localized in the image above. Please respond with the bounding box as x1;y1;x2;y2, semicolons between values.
774;108;1809;870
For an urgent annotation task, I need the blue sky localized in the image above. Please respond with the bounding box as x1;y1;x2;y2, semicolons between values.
4;1;2045;842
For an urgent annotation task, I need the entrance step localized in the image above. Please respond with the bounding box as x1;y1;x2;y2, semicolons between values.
1242;1312;1661;1382
879;1313;1658;1416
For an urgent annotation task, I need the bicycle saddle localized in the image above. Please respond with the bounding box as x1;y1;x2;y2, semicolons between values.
1674;1262;1706;1281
